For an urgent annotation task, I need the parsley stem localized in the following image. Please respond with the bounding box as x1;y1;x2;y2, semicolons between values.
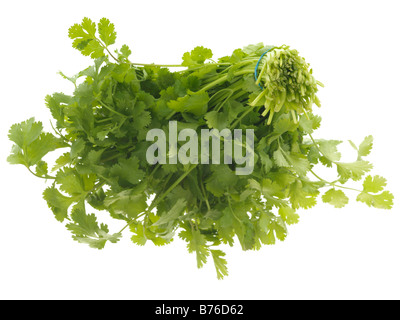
309;169;327;184
255;56;268;85
332;184;363;193
199;168;211;211
166;66;257;121
291;110;298;124
153;167;195;207
95;36;121;63
174;63;227;74
227;196;241;223
309;169;363;193
230;106;254;128
106;48;121;64
131;62;233;68
96;99;128;118
249;89;267;107
131;63;185;68
267;110;275;125
83;181;106;199
152;173;173;205
302;108;332;161
27;167;56;180
100;146;135;163
118;165;197;233
200;68;254;92
147;163;161;181
50;120;71;144
209;59;258;78
230;90;265;128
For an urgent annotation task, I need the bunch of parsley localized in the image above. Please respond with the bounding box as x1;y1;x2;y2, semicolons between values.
7;18;393;279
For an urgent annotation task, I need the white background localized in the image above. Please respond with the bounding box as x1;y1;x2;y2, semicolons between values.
0;0;399;300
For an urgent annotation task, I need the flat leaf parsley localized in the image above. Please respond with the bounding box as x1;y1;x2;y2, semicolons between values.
7;18;394;279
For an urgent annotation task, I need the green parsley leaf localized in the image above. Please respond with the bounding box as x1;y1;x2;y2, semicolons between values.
278;206;299;225
336;160;373;183
289;180;318;209
210;250;229;280
179;226;210;268
182;46;213;67
153;199;187;227
8;118;67;167
98;18;117;47
358;135;374;158
109;156;145;186
322;188;349;208
42;186;75;222
356;191;394;210
66;203;121;249
167;91;209;117
362;175;387;193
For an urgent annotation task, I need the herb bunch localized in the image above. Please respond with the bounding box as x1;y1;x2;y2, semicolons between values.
7;18;393;279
